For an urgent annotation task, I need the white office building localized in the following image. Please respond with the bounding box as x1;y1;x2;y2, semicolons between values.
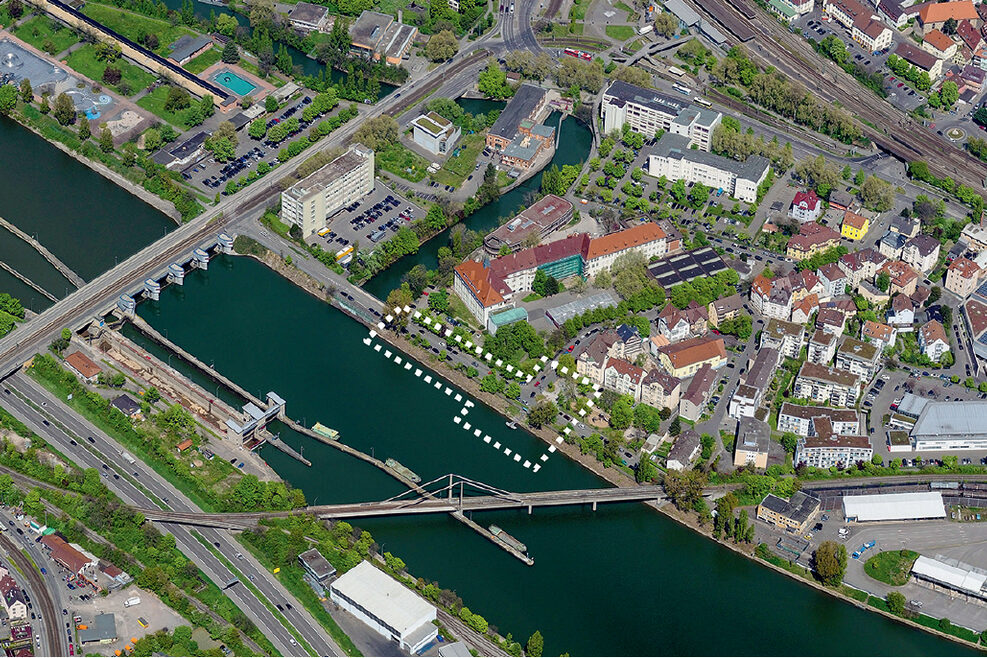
601;80;721;151
280;145;375;238
911;401;987;451
647;133;770;203
411;112;461;156
329;561;438;653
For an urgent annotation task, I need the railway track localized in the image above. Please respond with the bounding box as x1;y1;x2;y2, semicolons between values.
0;532;62;655
691;0;987;192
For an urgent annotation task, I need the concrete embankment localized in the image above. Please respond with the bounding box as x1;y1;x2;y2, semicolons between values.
0;216;86;287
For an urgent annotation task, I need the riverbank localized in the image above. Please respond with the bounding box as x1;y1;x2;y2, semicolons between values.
1;111;182;223
237;241;987;655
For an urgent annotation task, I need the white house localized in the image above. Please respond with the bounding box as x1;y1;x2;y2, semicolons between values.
647;133;770;204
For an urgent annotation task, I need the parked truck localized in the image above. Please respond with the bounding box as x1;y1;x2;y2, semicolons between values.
121;451;136;465
638;24;653;34
124;596;141;608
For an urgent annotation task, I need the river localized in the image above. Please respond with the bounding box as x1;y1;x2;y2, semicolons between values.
0;117;175;310
133;254;973;656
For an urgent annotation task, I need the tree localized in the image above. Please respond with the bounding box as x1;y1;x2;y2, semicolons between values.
528;402;557;429
876;271;891;292
426;29;459;61
610;396;633;430
781;432;798;455
943;17;958;34
8;0;22;17
18;78;31;103
506;381;521;399
102;66;122;85
164;87;191;112
654;11;678;36
353;115;398;151
886;591;906;616
78;115;90;141
39;94;49;115
526;631;544;657
265;95;278;113
99;128;114;152
813;540;848;586
636;455;658;483
248;117;267;140
206;120;238;162
478;59;514;98
216;13;239;36
53;92;75;125
860;175;894;212
0;84;16;115
222;39;240;64
142;128;162;152
662;468;707;511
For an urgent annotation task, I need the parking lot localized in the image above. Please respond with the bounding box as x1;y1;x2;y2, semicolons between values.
180;94;317;193
69;586;187;656
308;183;425;256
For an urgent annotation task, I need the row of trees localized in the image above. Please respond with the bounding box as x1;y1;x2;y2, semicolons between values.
711;119;795;170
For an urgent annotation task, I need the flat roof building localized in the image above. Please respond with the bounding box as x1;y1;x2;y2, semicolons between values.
289;2;331;32
486;83;550;151
349;11;417;65
483;195;574;255
911;401;987;451
646;132;770;203
281;145;374;238
411;111;461;156
843;492;946;522
647;246;728;289
601;80;722;151
757;491;821;534
734;417;770;468
329;561;437;654
912;555;987;602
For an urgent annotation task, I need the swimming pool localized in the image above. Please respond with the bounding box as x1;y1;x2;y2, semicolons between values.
210;68;256;96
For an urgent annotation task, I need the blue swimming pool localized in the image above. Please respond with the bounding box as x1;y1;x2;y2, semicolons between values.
210;68;256;96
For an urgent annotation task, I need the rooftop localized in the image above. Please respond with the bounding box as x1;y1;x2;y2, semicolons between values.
289;1;329;24
797;361;859;387
78;614;116;644
168;34;212;62
843;492;946;522
737;417;770;453
895;41;940;71
759;491;820;524
659;335;726;370
350;10;393;47
838;336;879;362
913;555;987;595
489;83;548;139
299;548;336;580
604;79;690;118
843;210;868;230
411;111;453;137
283;145;372;204
110;395;141;416
587;223;666;260
65;351;101;379
924;28;955;52
330;562;434;635
912;401;987;439
919;0;979;24
651;132;770;181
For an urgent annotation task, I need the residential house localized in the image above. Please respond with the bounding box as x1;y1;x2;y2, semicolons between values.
817;262;847;299
603;358;648;400
816;307;848;335
958;19;983;53
796;432;873;469
946;256;981;298
657;302;709;343
878;0;907;26
791;294;820;325
841;211;870;241
887;293;916;330
918;320;951;361
657;335;727;378
641;369;682;411
761;318;806;359
789;189;822;223
836;337;881;379
728;347;780;418
576;331;621;385
616;323;645;357
808;328;838;365
853;17;893;53
879;231;908;260
777;403;862;436
0;572;26;621
734;417;771;468
962;222;987;251
110;395;142;420
750;273;793;320
861;319;896;351
838;247;887;289
708;293;745;327
923;28;959;60
757;491;821;534
787;222;842;261
666;430;702;471
878;260;919;296
890;215;920;238
829;189;856;212
894;41;944;80
794;362;861;407
679;364;717;421
902;235;941;274
65;351;101;384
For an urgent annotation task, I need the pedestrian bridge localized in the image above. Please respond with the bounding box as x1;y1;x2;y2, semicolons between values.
137;474;668;530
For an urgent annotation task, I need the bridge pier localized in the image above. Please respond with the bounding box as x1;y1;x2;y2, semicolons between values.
167;263;185;285
116;294;136;317
143;278;161;301
528;504;532;514
592;500;597;512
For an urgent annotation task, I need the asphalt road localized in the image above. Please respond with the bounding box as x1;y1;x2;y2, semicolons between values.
0;374;340;657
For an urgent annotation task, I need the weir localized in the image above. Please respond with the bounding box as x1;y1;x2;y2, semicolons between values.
0;261;57;302
0;216;86;288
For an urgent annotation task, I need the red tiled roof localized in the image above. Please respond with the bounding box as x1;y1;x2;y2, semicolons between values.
818;262;844;281
919;1;979;24
65;352;101;379
958;19;982;49
843;211;868;230
862;320;894;342
788;222;841;252
659;335;726;369
879;260;919;287
924;28;956;52
454;261;506;308
919;319;948;345
965;298;987;335
792;189;820;210
605;358;647;384
950;256;981;280
586;223;665;260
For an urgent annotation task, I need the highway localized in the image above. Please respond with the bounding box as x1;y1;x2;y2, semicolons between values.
1;373;340;656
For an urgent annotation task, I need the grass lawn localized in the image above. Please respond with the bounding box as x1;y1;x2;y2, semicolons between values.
864;550;919;586
430;132;485;187
376;0;411;16
605;24;636;41
136;84;189;128
184;47;222;74
81;3;194;56
14;15;80;54
614;0;635;19
569;0;587;21
626;38;644;52
569;21;585;34
65;44;154;96
378;143;429;182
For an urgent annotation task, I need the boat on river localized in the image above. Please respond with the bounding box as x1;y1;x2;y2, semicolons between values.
312;422;339;440
506;420;517;429
489;525;527;553
385;458;421;483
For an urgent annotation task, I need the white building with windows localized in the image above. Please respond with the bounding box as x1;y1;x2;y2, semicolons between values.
911;401;987;451
411;112;461;156
280;145;375;237
329;561;437;654
601;80;722;151
647;133;770;203
796;433;873;469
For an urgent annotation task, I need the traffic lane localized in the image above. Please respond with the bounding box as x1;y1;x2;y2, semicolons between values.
7;376;337;656
2;380;305;657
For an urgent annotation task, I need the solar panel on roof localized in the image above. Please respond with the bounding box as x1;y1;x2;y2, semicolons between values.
976;280;987;298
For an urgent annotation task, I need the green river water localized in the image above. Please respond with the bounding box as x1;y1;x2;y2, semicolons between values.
0;100;974;656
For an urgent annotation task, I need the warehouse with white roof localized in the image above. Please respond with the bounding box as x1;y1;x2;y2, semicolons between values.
329;561;437;653
910;401;987;451
842;492;946;522
912;555;987;603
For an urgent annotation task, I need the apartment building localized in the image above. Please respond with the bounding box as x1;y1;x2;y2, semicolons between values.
601;80;722;150
647;133;770;203
835;336;881;380
794;362;861;407
280;145;375;238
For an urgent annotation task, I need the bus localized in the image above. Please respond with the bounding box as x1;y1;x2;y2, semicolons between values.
668;66;686;77
673;82;691;95
317;227;332;237
563;48;579;58
693;96;712;108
